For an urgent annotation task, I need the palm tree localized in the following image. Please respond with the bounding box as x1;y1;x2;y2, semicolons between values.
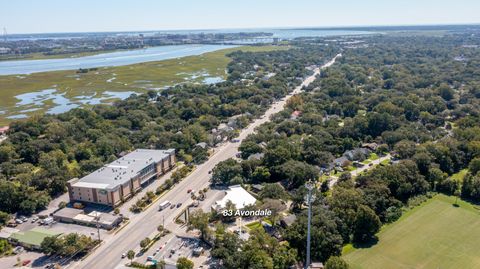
127;250;135;265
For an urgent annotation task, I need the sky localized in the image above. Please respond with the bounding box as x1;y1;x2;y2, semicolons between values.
1;0;480;34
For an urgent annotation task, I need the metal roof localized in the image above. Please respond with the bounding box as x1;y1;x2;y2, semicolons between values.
10;228;61;247
72;149;174;190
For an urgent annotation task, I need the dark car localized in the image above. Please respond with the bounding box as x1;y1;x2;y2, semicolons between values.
176;203;182;208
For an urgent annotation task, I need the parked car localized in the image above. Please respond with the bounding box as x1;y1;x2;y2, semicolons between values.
41;217;54;225
187;189;193;193
170;204;176;209
15;219;23;224
20;216;28;222
13;246;24;254
121;253;126;259
147;256;154;261
176;203;182;208
31;216;39;223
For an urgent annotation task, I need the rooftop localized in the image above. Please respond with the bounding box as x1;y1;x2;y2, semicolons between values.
215;185;257;210
53;207;84;219
71;149;174;190
0;227;19;239
10;228;62;247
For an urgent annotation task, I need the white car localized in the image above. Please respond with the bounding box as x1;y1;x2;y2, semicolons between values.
13;246;24;254
121;253;126;259
15;219;23;224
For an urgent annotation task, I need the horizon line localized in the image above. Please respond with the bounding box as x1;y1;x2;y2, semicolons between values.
4;22;480;36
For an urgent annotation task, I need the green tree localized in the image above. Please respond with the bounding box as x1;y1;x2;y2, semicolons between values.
176;257;194;269
251;166;271;183
284;207;343;262
222;200;237;223
469;158;480;175
211;158;243;185
259;183;288;200
40;236;62;255
0;211;10;226
140;237;151;249
0;239;12;255
187;209;211;242
325;256;350;269
127;249;135;265
239;140;263;159
394;140;417;159
272;160;318;189
353;205;381;243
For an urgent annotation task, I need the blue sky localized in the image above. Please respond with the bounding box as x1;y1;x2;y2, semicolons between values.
1;0;480;34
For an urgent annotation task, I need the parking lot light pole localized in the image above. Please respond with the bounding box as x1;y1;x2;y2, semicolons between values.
304;181;316;269
95;216;101;241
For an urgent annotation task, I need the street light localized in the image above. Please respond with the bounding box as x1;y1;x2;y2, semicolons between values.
304;181;316;269
94;215;101;242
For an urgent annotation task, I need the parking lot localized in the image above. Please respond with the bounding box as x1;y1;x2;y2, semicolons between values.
136;234;210;267
10;214;109;238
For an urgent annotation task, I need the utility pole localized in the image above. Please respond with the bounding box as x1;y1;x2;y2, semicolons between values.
304;181;316;269
95;215;101;242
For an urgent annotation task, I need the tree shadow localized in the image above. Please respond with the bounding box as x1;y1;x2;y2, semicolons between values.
352;236;379;249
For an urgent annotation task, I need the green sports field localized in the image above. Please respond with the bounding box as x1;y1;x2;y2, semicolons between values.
344;194;480;269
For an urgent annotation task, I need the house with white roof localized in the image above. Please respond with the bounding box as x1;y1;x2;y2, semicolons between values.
213;185;257;210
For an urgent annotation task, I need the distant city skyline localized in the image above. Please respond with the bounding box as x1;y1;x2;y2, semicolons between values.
1;0;480;34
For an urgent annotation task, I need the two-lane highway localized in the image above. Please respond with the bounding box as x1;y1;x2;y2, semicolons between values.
74;54;341;269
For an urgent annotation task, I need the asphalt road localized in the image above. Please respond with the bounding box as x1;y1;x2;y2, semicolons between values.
73;54;341;269
328;154;392;188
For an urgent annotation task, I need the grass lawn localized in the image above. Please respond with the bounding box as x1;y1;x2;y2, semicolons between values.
245;221;263;231
361;153;379;164
0;50;119;61
319;171;335;182
380;158;390;166
451;168;469;182
344;194;480;269
345;166;356;172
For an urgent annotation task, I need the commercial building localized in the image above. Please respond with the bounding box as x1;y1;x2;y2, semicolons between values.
9;228;62;250
53;207;122;230
67;149;175;207
213;185;257;210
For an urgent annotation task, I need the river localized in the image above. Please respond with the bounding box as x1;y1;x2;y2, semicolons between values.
0;44;237;75
0;29;376;76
